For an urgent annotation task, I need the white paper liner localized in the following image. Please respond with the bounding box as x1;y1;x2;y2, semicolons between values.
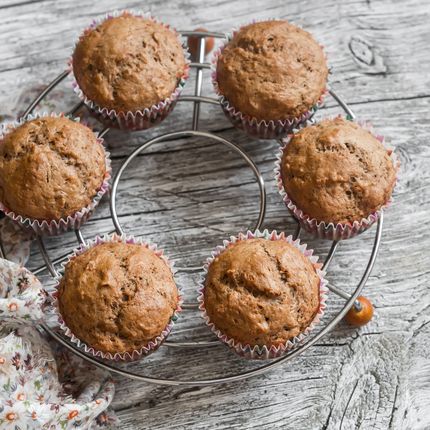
69;9;190;131
211;20;328;140
274;117;400;240
0;112;111;236
49;233;182;362
198;229;328;360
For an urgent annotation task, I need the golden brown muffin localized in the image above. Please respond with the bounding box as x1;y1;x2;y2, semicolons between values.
58;241;179;354
73;14;187;112
0;116;106;221
281;117;397;224
204;238;320;346
216;20;328;121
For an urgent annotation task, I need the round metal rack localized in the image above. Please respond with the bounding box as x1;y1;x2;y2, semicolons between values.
0;31;383;387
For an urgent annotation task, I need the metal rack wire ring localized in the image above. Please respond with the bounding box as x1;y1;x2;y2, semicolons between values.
0;30;384;387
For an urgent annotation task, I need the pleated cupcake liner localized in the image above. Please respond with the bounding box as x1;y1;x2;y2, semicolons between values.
48;233;182;362
197;229;328;360
0;112;111;236
274;116;400;240
211;20;328;140
69;9;190;131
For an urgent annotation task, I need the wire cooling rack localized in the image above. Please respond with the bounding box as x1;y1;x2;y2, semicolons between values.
0;31;383;387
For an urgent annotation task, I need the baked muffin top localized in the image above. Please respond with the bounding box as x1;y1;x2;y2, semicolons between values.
0;116;106;221
281;117;397;224
73;14;187;112
204;238;320;346
58;241;179;354
216;20;328;121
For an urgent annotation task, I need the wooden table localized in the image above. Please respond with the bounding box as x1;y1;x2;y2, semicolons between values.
1;0;429;428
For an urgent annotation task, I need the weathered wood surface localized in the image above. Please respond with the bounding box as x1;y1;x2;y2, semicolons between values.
1;0;429;428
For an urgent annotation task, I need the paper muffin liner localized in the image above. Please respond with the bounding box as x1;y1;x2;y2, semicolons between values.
197;229;328;360
211;21;328;140
48;233;182;362
274;117;400;240
0;112;111;236
69;9;190;131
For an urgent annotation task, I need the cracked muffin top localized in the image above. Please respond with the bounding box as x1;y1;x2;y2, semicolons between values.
72;14;187;112
58;241;179;354
215;20;328;121
0;116;106;221
204;238;320;346
280;117;397;224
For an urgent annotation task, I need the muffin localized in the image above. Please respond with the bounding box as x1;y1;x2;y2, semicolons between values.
200;233;326;359
57;239;179;359
213;20;328;138
72;12;189;130
0;116;109;234
279;117;397;237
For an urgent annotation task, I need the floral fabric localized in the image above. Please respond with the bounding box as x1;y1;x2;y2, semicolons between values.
0;258;118;429
0;217;32;265
0;258;46;323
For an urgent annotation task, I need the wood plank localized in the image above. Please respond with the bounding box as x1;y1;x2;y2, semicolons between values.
1;0;429;428
26;96;430;428
0;0;430;109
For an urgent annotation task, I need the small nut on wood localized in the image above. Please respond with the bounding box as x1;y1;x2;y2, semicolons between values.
188;28;215;60
345;296;374;326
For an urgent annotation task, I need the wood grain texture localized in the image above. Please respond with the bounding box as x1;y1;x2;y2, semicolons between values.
1;0;429;428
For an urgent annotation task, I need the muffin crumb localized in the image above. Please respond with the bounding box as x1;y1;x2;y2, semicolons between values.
58;241;179;354
204;238;320;346
281;117;396;224
216;20;328;121
73;14;187;112
0;116;106;221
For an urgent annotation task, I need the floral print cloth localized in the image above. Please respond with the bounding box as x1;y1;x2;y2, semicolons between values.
0;217;33;265
0;258;118;429
0;258;46;323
